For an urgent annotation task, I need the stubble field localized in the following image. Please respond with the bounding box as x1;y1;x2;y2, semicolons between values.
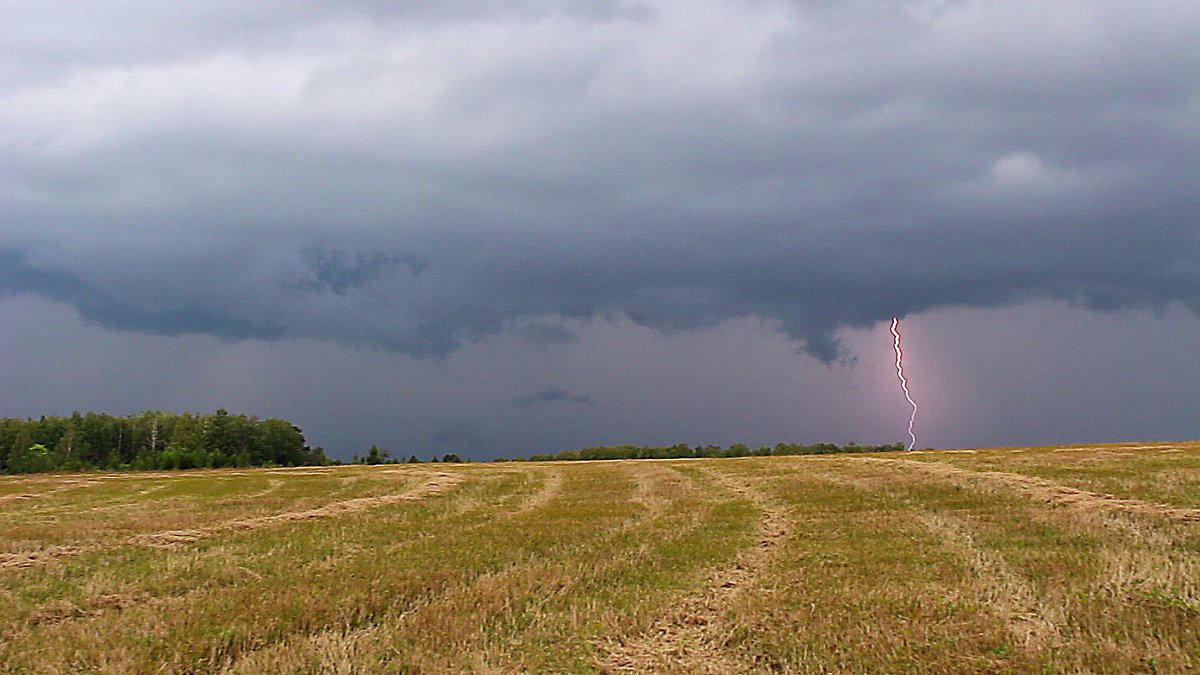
2;442;1198;673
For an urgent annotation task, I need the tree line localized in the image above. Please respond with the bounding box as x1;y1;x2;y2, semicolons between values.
0;410;330;473
505;440;906;463
354;441;907;465
0;411;909;474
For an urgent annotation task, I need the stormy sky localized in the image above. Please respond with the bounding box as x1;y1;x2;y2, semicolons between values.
3;0;1199;459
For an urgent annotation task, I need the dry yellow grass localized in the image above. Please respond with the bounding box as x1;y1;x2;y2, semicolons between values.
1;442;1198;673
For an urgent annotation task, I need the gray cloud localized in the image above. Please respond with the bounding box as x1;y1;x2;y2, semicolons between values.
430;421;487;455
518;322;578;346
0;249;284;341
512;387;594;407
2;0;1199;365
287;247;425;296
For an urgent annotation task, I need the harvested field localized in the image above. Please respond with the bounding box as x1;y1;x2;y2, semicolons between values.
1;442;1198;673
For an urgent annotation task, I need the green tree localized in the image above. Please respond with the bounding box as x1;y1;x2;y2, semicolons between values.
0;409;327;473
6;425;38;473
15;443;51;473
54;425;89;470
0;418;24;470
256;418;306;466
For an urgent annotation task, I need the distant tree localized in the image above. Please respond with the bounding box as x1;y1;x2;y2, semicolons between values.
366;445;382;465
307;446;332;465
256;418;306;466
407;455;420;464
442;453;462;463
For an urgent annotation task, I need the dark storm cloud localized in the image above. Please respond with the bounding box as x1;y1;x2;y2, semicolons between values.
511;387;594;407
0;249;283;341
2;0;1199;363
430;421;488;454
288;247;425;296
518;322;578;346
0;250;88;299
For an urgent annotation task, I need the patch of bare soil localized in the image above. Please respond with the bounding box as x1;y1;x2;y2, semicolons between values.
0;472;461;569
858;458;1200;523
596;469;788;674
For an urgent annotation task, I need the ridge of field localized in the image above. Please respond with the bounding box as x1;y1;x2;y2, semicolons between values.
1;442;1198;673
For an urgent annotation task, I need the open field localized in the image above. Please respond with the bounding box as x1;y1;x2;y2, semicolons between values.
2;442;1199;674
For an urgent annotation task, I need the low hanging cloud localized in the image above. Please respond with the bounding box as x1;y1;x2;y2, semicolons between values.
0;249;284;341
2;0;1199;363
287;247;426;296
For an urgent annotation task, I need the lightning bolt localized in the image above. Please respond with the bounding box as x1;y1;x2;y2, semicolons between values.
890;317;918;451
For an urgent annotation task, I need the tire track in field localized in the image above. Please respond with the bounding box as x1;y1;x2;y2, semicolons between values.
628;461;695;520
469;467;564;526
596;465;788;675
83;479;282;516
511;467;563;515
914;511;1063;649
237;477;285;501
797;460;1065;649
132;471;460;546
0;472;460;570
841;456;1200;638
855;457;1200;523
0;478;103;505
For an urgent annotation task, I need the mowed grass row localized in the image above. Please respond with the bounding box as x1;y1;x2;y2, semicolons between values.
711;451;1200;673
0;462;758;673
1;442;1198;673
905;442;1200;509
0;468;434;551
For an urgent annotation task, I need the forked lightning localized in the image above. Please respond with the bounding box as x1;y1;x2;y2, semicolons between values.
890;317;918;451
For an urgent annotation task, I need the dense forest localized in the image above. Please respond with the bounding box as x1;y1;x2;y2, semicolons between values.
0;410;330;473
